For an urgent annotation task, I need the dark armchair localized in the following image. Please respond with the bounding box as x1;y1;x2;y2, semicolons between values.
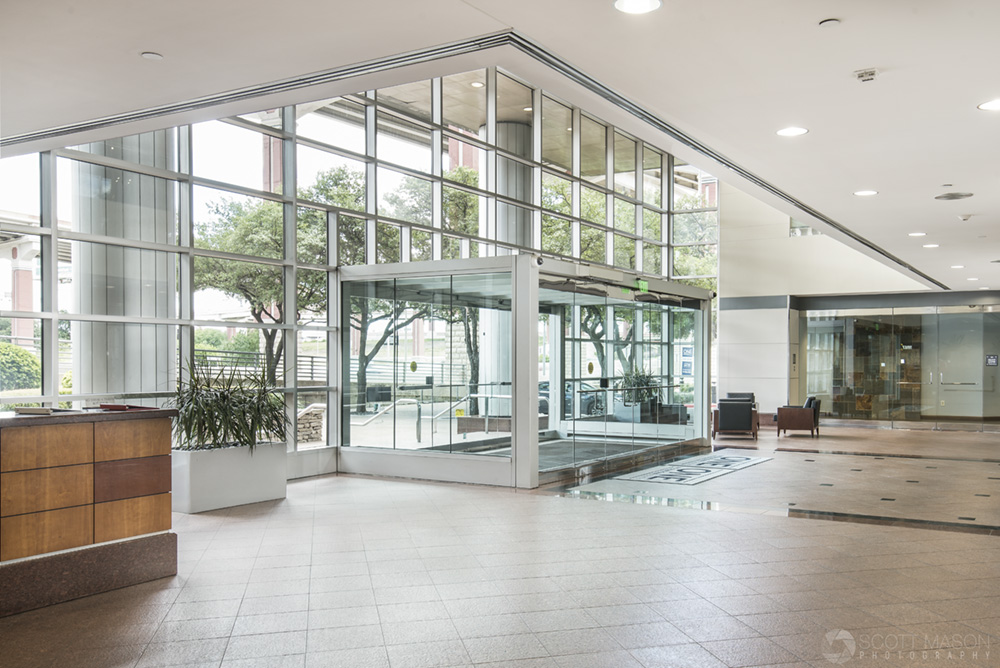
712;398;759;440
777;397;821;437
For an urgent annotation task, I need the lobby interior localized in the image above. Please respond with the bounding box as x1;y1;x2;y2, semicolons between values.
3;2;1000;667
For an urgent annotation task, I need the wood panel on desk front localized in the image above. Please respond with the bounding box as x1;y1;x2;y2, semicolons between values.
0;464;94;517
94;493;171;543
0;506;94;561
95;418;171;461
94;456;171;503
0;423;94;472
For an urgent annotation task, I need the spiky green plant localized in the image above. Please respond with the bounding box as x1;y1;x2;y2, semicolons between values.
616;369;658;405
172;363;287;454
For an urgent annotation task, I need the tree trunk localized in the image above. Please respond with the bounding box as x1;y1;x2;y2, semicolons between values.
356;351;369;414
463;309;480;415
261;328;283;386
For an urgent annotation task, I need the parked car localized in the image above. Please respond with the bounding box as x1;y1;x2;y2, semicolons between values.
539;381;605;416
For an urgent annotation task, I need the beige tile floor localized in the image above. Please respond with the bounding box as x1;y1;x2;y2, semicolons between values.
2;426;1000;667
572;447;1000;528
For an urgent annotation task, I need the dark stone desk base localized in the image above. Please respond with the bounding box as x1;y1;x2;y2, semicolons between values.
0;532;177;617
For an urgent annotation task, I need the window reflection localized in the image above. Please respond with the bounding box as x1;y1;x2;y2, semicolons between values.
542;97;572;173
296;96;366;154
497;74;533;159
581;116;607;186
193;121;281;193
442;69;487;137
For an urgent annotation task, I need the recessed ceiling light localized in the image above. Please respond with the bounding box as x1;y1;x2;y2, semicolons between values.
614;0;662;14
523;106;533;112
923;244;939;248
980;287;991;290
470;82;484;89
908;232;926;237
951;265;965;269
935;192;973;200
854;190;878;197
967;277;980;281
977;99;1000;111
776;127;809;137
140;51;164;61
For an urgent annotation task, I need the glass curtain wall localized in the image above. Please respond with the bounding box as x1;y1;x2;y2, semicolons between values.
1;65;720;452
804;305;1000;430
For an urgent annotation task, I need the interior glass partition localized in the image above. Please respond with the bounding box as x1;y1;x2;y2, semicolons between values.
804;304;1000;430
342;272;514;454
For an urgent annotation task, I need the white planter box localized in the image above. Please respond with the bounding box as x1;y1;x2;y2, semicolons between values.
172;442;287;514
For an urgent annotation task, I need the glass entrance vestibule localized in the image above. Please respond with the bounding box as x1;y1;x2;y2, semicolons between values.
340;256;712;488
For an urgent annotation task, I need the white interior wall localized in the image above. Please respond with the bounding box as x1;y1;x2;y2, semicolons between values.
717;307;788;414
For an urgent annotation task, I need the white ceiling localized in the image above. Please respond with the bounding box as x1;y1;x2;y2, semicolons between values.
3;0;999;291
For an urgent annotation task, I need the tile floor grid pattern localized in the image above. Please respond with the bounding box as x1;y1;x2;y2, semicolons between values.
1;474;999;667
574;446;1000;528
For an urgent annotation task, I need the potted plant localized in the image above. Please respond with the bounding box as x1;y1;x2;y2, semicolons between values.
613;369;659;423
171;364;289;513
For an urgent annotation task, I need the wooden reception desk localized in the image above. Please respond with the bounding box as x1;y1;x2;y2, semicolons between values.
0;409;178;616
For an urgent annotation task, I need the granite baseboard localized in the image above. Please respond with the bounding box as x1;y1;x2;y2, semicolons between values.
0;532;177;617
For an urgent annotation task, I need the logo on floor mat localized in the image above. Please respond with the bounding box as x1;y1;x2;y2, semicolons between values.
616;454;771;485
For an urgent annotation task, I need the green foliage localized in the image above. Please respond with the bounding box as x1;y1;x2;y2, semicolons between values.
172;364;287;453
443;167;479;236
0;343;41;392
383;178;431;226
194;329;227;349
197;166;362;381
229;329;260;353
616;368;657;404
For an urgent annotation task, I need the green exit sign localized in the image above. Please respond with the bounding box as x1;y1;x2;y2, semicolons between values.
636;280;649;292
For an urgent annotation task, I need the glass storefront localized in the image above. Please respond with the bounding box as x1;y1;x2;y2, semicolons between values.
803;304;1000;430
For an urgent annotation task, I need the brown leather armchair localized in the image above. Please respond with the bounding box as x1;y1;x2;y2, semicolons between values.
777;397;821;437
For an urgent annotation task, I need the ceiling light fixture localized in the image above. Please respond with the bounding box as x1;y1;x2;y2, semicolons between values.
140;51;164;61
523;106;533;112
776;127;808;137
951;265;965;269
980;287;991;291
967;277;980;281
470;82;484;88
853;190;878;197
819;18;841;27
908;232;926;237
614;0;662;14
935;192;973;200
923;244;939;248
977;98;1000;111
